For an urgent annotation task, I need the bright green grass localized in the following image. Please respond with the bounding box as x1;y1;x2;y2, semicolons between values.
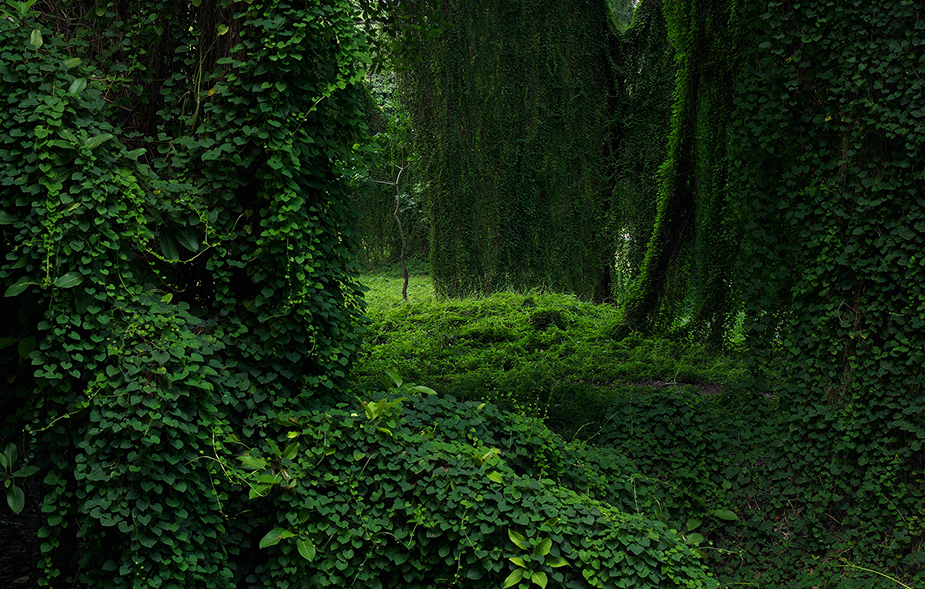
355;266;750;437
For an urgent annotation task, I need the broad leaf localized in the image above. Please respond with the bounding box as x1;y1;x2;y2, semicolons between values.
710;509;737;521
13;465;39;478
3;443;17;466
83;133;114;150
159;231;180;260
0;211;18;225
508;529;528;550
175;228;199;253
534;537;552;557
282;442;299;460
501;568;524;589
531;571;548;589
4;281;33;297
68;77;86;95
296;537;315;561
258;527;291;549
487;471;504;484
7;484;24;515
55;272;84;288
547;556;569;568
237;454;267;471
29;28;42;49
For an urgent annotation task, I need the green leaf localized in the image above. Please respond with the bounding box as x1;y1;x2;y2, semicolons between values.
13;465;39;478
55;272;84;289
685;517;702;531
29;28;42;49
0;337;15;350
4;281;33;297
534;537;552;557
508;529;528;550
531;571;548;589
509;557;526;568
709;509;738;521
7;484;24;514
83;133;114;150
380;370;402;389
0;453;6;469
296;537;315;561
238;454;267;471
547;556;569;568
175;228;199;253
4;443;18;467
502;568;524;588
216;24;229;36
487;471;504;484
159;231;180;260
541;516;560;529
63;57;82;68
18;336;35;359
258;527;290;549
0;211;18;225
282;442;299;460
68;77;87;95
125;148;146;160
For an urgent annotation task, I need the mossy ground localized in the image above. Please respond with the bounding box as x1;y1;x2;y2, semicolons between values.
357;264;749;440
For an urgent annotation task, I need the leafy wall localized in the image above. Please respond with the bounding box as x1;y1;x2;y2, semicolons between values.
0;0;369;585
403;0;616;301
730;0;925;577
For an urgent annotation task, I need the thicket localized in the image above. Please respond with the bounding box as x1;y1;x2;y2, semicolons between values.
369;0;925;584
0;0;370;585
0;0;726;587
727;0;925;582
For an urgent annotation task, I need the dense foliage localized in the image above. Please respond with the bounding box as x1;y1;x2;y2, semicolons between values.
0;0;369;585
234;385;717;589
617;0;741;342
402;0;616;300
2;0;923;587
728;0;925;581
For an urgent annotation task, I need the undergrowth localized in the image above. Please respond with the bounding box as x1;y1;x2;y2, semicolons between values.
357;266;749;437
356;266;922;589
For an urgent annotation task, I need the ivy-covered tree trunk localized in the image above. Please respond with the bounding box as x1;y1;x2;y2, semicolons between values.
607;0;676;302
616;0;740;341
731;0;925;576
0;0;370;585
403;0;616;301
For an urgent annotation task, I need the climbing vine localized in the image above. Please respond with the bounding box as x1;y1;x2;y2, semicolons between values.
403;0;616;301
726;0;925;583
0;0;371;585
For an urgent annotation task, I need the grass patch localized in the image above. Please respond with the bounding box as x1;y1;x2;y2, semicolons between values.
356;266;750;439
